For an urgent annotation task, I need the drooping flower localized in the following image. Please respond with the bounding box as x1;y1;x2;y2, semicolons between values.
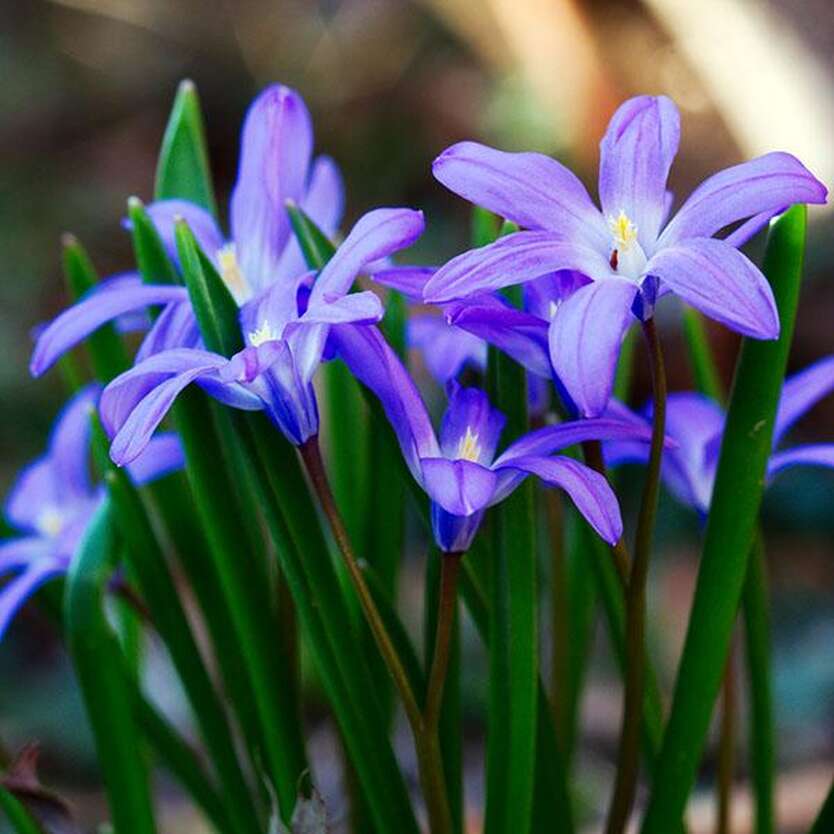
99;208;424;461
423;95;827;418
30;84;346;377
0;386;183;639
605;355;834;515
333;324;660;552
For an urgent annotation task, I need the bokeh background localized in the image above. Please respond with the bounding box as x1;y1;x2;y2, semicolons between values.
1;1;832;832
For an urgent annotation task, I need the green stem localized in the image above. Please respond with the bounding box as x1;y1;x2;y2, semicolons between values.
716;649;737;834
606;318;667;834
547;492;570;743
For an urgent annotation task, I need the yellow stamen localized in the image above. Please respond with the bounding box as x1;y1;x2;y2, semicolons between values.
37;507;64;537
608;210;639;251
455;426;482;463
217;243;250;304
248;320;279;347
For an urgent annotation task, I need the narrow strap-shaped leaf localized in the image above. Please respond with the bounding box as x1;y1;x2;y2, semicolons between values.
0;787;45;834
90;419;264;834
128;197;181;285
425;551;463;834
485;333;538;834
681;308;724;403
62;235;131;381
641;206;807;834
155;80;217;215
471;206;501;248
809;777;834;834
64;501;158;834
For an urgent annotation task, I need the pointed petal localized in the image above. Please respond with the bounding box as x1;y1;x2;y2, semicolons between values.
722;208;783;249
774;355;834;445
549;278;638;418
494;416;656;467
126;433;185;485
48;385;100;500
144;200;224;265
433;141;609;248
439;383;505;463
331;324;439;481
445;297;551;377
423;231;614;304
30;276;187;376
599;95;680;248
660;152;827;246
409;314;487;383
135;300;202;362
303;291;383;326
4;459;58;533
421;457;497;516
494;455;622;544
0;561;64;641
648;237;779;339
231;85;314;292
372;266;436;302
0;537;53;575
310;208;425;305
303;155;345;235
768;444;834;479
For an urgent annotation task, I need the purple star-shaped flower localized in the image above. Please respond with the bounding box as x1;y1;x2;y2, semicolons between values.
0;386;183;639
605;355;834;514
333;324;659;552
423;95;827;418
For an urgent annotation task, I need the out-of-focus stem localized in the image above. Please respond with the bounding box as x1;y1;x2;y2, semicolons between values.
717;647;737;834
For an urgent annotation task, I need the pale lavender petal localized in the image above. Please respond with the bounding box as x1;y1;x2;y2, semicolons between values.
549;278;638;418
332;324;439;481
303;155;345;235
420;457;497;516
598;95;680;248
371;266;437;302
310;208;425;306
439;383;505;464
424;232;614;304
144;200;224;265
433;141;609;248
240;273;310;345
659;152;827;246
30;276;187;376
524;271;590;320
409;314;487;383
493;455;622;544
287;322;329;385
768;445;834;479
219;341;289;384
774;355;834;445
303;291;383;326
135;301;201;362
446;298;551;378
0;537;53;574
0;560;65;641
494;416;656;467
647;237;779;339
126;433;185;485
723;208;783;249
231;85;314;293
4;459;58;534
197;378;264;411
48;385;100;500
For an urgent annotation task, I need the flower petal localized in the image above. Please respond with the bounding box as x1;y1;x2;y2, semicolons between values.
599;95;680;249
767;444;834;479
371;266;437;302
143;200;224;265
135;300;201;362
439;383;505;464
331;324;440;481
230;85;314;292
659;152;827;246
126;433;185;485
30;276;187;376
431;505;484;553
420;457;497;516
0;560;65;641
303;291;383;326
423;231;614;304
0;537;53;575
310;208;425;305
432;141;609;248
774;355;834;446
647;237;779;339
494;455;622;544
409;314;487;383
48;385;100;500
549;278;638;418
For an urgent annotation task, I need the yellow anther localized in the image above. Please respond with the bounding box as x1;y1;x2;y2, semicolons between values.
608;210;639;251
217;243;250;304
455;426;482;463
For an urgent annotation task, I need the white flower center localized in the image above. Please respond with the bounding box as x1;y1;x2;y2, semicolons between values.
455;427;482;463
217;243;252;305
607;210;647;281
248;319;280;347
36;507;65;538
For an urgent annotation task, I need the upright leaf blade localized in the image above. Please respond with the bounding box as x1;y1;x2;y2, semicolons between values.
155;80;217;214
641;206;807;834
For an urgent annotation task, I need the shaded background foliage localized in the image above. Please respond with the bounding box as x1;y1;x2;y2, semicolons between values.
0;1;832;831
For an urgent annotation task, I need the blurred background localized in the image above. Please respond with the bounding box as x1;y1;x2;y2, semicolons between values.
0;0;832;831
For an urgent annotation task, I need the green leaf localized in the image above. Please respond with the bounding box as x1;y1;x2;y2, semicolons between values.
127;197;181;285
809;777;834;834
0;788;45;834
485;333;539;834
64;501;158;834
175;221;242;356
641;206;807;834
155;80;217;214
61;235;130;382
471;206;500;248
681;308;723;402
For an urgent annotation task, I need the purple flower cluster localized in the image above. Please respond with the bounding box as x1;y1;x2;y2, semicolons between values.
4;82;829;625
